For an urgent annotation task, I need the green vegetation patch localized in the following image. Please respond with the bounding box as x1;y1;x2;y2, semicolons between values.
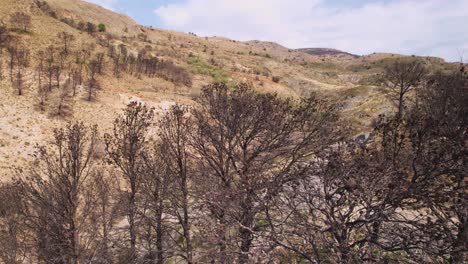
187;56;230;84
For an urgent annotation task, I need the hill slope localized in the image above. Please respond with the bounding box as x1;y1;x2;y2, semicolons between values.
0;0;455;177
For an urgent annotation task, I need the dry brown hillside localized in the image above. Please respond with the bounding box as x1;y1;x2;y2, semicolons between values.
0;0;456;177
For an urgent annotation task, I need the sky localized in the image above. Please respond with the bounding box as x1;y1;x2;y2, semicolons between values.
85;0;468;62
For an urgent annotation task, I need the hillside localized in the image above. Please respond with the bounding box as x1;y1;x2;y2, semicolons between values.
0;1;466;263
298;47;360;59
0;0;456;176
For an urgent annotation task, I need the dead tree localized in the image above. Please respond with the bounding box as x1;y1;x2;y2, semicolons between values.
104;102;155;262
86;78;99;101
159;105;194;263
13;46;30;95
9;12;32;32
57;31;75;55
265;143;410;263
70;66;80;96
82;168;121;264
384;59;426;117
50;78;72;116
85;59;101;101
36;50;45;97
86;22;97;35
0;23;10;79
37;85;48;112
190;83;339;263
7;43;17;83
18;122;98;264
392;71;467;262
88;59;99;81
140;144;168;264
95;53;105;74
6;41;29;95
44;45;55;91
0;183;28;264
74;50;86;86
267;70;467;263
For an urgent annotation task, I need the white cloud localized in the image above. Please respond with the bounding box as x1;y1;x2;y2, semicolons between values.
84;0;118;9
154;0;468;61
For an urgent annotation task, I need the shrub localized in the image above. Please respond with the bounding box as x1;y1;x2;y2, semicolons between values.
86;22;97;34
187;56;230;84
98;23;106;32
34;0;57;18
158;61;192;87
272;76;281;83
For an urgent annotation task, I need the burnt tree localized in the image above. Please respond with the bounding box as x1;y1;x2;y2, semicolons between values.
104;102;154;262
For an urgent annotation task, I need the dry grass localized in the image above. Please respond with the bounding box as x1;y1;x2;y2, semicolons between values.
0;0;455;178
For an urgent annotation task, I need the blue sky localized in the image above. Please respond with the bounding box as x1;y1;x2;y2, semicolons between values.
85;0;468;62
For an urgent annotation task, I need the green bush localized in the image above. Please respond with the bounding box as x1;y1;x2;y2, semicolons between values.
98;23;106;32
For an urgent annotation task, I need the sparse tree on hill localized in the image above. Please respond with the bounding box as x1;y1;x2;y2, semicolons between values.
37;84;48;112
70;66;80;96
53;78;72;116
86;78;99;101
95;53;105;74
35;50;48;111
57;31;75;55
384;60;426;117
7;42;29;95
44;45;56;91
7;42;17;83
13;46;30;95
0;24;8;45
86;22;97;35
0;23;10;79
9;12;32;32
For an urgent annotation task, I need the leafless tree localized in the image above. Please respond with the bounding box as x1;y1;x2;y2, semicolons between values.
139;144;169;264
0;183;28;264
50;78;73;116
0;23;10;79
70;66;80;96
7;41;17;83
86;22;97;35
158;105;194;263
267;69;467;263
9;12;32;32
18;122;98;264
35;50;46;109
190;83;339;263
266;143;411;263
44;45;56;91
57;32;75;55
384;59;426;117
95;53;105;74
13;46;30;95
6;41;30;95
391;71;467;262
82;167;122;264
86;78;99;101
104;102;155;262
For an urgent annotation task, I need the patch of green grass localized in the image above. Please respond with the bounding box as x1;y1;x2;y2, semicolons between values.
187;56;231;84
